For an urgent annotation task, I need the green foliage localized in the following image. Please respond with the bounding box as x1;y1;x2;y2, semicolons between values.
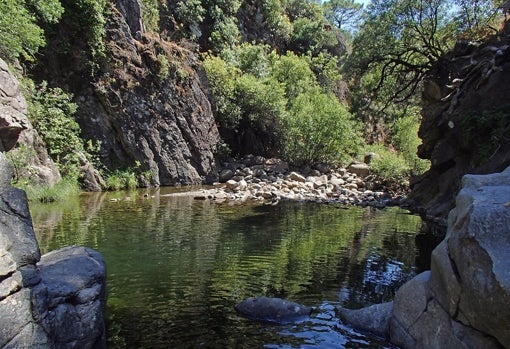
140;0;160;32
205;0;242;52
23;178;80;203
462;107;510;166
27;0;64;23
269;51;317;100
391;110;430;176
363;144;410;186
60;0;108;59
0;0;47;62
6;143;38;186
205;42;359;163
156;53;170;80
209;16;240;52
104;169;138;191
202;54;242;128
25;80;85;180
284;88;361;165
176;0;205;25
261;0;292;44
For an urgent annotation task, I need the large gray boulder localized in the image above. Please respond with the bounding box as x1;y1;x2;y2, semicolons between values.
337;166;510;349
0;153;106;348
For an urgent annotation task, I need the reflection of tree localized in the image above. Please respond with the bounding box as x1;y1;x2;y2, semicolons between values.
336;208;421;308
31;196;423;348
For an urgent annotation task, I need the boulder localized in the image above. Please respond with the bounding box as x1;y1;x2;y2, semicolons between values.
0;152;107;348
348;162;370;177
337;166;510;349
235;297;313;324
336;302;393;339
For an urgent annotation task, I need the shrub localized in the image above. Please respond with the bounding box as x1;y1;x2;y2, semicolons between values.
0;0;49;62
362;144;410;187
391;110;430;176
140;0;160;32
25;80;85;180
60;0;108;60
269;51;317;100
104;169;138;191
284;88;362;165
23;178;80;203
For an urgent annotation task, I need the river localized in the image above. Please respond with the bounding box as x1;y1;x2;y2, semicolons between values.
29;187;427;348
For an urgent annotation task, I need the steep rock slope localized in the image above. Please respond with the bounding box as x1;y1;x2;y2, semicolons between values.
0;58;60;187
37;0;219;187
409;22;510;223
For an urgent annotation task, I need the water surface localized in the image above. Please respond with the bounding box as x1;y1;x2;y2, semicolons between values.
30;188;424;348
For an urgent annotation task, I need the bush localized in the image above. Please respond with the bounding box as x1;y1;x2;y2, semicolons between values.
362;144;410;189
0;0;52;62
25;80;85;180
284;88;362;165
23;178;80;203
391;110;430;176
60;0;108;60
104;169;138;191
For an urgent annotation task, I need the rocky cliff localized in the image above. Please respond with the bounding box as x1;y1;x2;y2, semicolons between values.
0;59;60;187
36;0;219;187
338;166;510;348
409;22;510;225
0;152;107;348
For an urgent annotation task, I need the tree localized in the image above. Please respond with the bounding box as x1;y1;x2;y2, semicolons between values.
0;0;63;62
346;0;502;107
323;0;363;32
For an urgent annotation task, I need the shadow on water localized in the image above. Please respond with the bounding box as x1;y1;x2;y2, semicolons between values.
30;188;433;348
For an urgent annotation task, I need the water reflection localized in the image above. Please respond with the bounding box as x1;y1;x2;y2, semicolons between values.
30;188;423;348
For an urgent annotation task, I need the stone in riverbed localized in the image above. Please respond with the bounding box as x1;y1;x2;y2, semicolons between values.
235;297;313;324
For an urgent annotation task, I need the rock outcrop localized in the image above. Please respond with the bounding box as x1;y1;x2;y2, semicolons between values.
0;152;107;348
337;166;510;349
409;22;510;224
0;58;60;187
37;1;219;187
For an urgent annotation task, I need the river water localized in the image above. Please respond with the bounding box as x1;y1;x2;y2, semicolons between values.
30;187;426;349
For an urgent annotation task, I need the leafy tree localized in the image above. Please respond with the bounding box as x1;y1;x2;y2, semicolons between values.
323;0;363;31
26;81;85;179
0;0;63;62
346;0;502;106
269;51;317;100
284;88;361;165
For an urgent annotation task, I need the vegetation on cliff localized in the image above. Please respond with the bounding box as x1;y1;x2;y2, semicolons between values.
1;0;507;200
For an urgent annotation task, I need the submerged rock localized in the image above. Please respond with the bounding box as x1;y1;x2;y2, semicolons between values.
235;297;313;324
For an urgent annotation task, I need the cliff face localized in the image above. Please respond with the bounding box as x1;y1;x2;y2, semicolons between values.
0;58;61;187
409;22;510;223
37;0;219;187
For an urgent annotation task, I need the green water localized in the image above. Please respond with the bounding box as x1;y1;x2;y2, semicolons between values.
30;188;424;348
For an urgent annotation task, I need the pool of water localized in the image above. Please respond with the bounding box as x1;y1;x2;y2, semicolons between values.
30;187;425;348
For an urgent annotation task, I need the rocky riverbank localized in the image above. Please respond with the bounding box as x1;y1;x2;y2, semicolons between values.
175;154;408;209
337;166;510;349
